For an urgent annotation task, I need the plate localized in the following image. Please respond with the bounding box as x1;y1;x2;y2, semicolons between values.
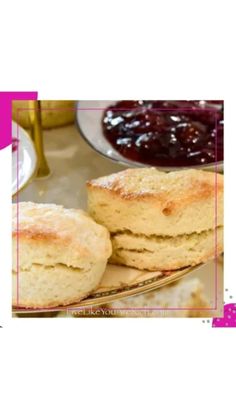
76;100;223;172
12;121;37;196
12;263;202;313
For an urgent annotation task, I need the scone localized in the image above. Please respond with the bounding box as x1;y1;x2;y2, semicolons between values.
107;277;209;318
12;100;75;129
87;168;223;271
12;202;112;308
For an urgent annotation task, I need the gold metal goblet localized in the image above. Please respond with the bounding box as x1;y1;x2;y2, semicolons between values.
28;100;50;178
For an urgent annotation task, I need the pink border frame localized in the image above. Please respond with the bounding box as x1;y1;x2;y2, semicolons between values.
0;92;37;149
14;103;222;314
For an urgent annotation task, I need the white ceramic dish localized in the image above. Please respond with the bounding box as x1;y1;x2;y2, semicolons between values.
76;100;223;172
12;121;37;196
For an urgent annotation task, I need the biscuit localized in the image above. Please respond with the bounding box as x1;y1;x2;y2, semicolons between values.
87;168;223;236
87;168;223;270
12;100;75;129
107;277;209;317
12;202;112;308
110;227;223;271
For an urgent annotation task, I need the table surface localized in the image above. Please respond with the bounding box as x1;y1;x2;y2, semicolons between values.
15;123;223;318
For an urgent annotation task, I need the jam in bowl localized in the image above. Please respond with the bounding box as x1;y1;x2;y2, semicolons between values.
102;100;223;167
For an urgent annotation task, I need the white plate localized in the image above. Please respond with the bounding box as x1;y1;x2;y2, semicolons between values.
76;100;223;171
12;121;37;196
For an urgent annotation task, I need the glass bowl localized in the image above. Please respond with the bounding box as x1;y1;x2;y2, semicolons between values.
76;100;223;172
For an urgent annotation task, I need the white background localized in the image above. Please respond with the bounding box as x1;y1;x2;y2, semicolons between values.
0;1;235;418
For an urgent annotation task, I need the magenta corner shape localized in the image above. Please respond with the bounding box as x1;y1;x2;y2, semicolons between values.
212;303;236;328
0;91;38;150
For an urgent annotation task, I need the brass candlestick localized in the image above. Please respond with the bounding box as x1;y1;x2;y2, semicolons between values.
28;100;50;178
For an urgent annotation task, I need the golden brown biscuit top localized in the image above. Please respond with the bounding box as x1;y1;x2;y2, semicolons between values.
87;168;223;207
12;202;111;262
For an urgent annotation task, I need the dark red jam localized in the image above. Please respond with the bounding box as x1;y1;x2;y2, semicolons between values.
12;137;19;152
102;100;223;166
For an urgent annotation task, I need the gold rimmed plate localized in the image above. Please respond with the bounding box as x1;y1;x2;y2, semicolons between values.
12;263;203;314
